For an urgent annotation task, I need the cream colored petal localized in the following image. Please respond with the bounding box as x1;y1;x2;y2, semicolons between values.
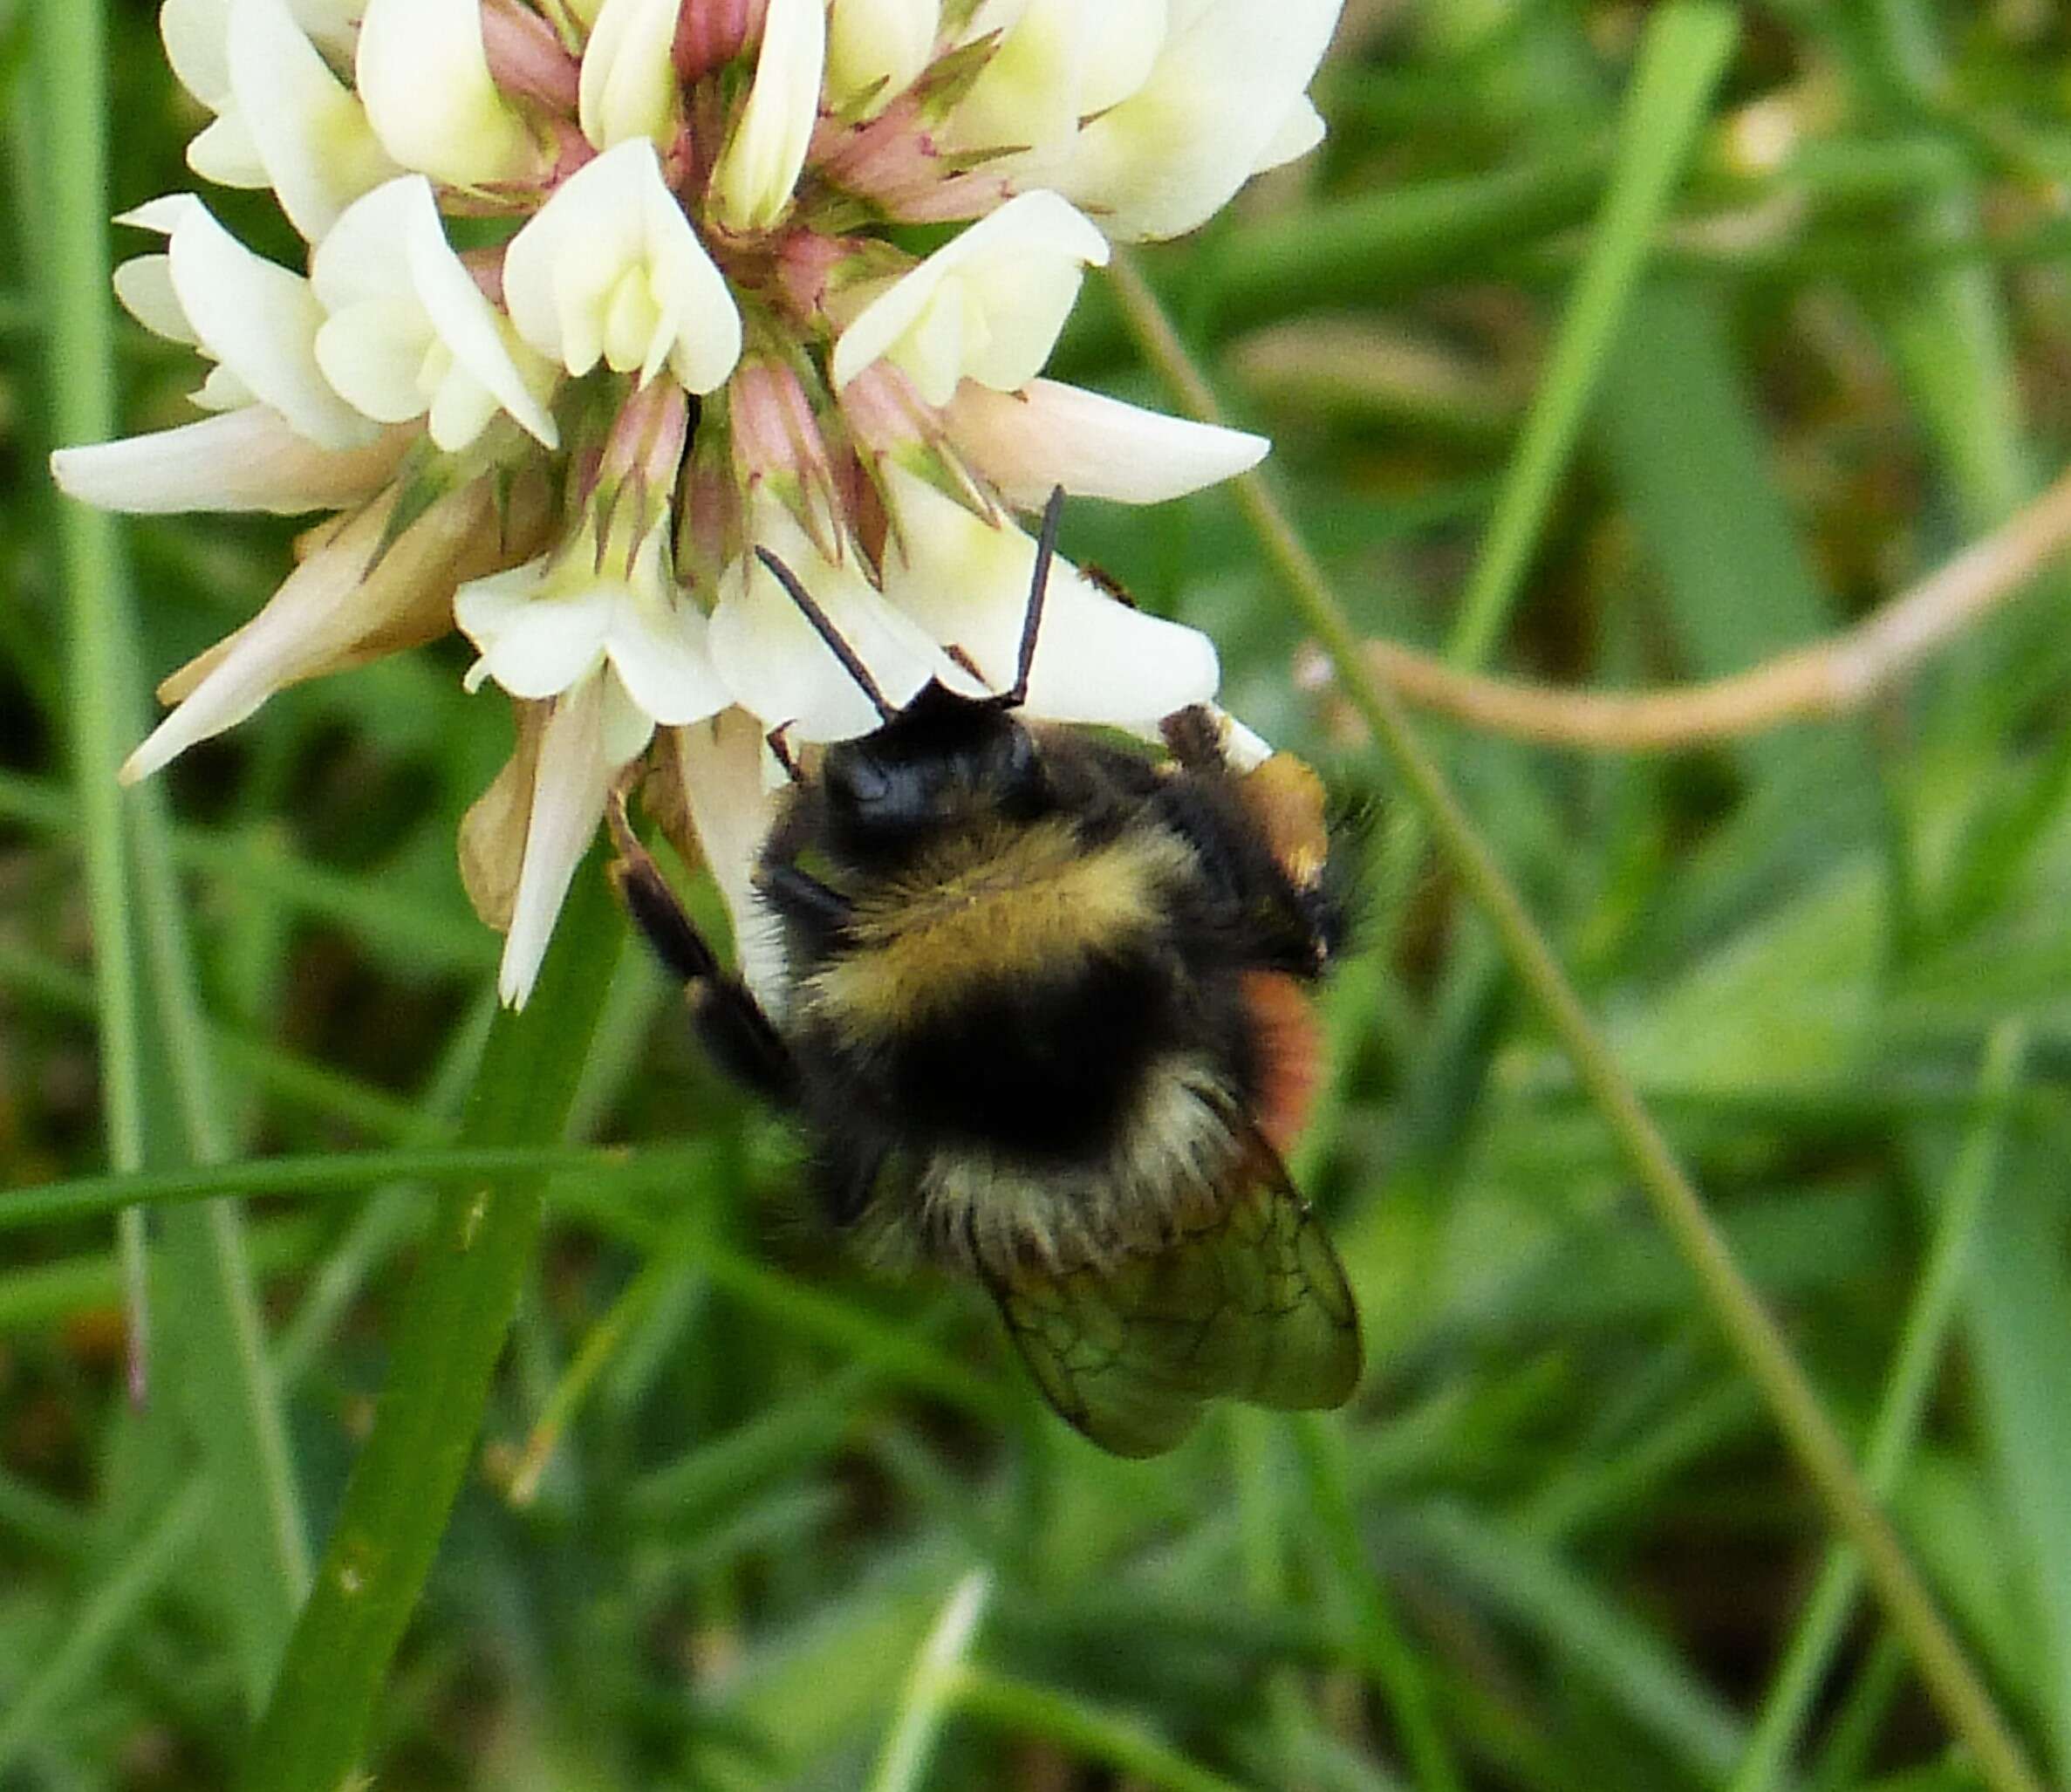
112;253;198;344
709;0;825;232
357;0;538;185
941;378;1266;506
120;491;394;780
457;566;613;700
51;409;413;515
643;169;744;393
825;0;941;118
709;505;949;741
504;140;739;393
126;477;534;779
460;700;547;932
123;194;374;448
188;111;270;187
315;295;434;422
940;0;1083;155
1051;0;1339;240
161;0;234;106
578;0;680;148
667;710;787;1007
881;466;1218;722
1078;0;1167;113
892;284;975;407
500;673;625;1007
603;550;732;725
956;250;1084;393
315;176;560;447
426;363;505;450
396;186;560;445
228;0;400;239
830;190;1106;393
1252;93;1325;174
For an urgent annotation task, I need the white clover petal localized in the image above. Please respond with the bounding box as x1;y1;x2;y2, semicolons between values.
112;253;198;344
881;466;1218;723
604;557;732;724
313;175;560;450
504;139;741;393
668;711;788;1007
188;112;270;189
1253;93;1325;174
579;0;680;149
941;378;1267;507
458;530;730;723
824;0;940;119
52;409;413;516
1079;0;1168;114
358;0;538;186
124;482;505;782
709;500;956;741
458;558;611;699
941;0;1083;156
117;194;374;448
501;669;654;1007
709;0;825;233
830;190;1108;404
1049;0;1339;240
228;0;400;240
162;0;237;107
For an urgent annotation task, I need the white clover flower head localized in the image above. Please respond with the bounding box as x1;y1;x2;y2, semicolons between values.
55;0;1345;1002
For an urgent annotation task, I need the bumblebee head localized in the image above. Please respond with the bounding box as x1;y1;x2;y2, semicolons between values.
822;683;1046;847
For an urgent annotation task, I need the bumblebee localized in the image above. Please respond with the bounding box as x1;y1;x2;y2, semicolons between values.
611;495;1361;1456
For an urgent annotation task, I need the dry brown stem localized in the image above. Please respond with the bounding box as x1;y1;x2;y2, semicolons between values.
1304;462;2071;751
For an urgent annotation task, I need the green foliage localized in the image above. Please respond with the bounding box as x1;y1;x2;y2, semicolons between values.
8;3;2071;1789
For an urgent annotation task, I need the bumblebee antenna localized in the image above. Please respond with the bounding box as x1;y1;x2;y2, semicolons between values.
1001;484;1065;710
755;546;896;724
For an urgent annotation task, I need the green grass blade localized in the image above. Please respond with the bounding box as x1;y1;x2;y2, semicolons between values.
1731;1022;2029;1790
948;1667;1255;1792
864;1570;994;1792
1446;0;1741;668
1398;1501;1744;1779
1963;1104;2071;1777
1294;1416;1463;1792
33;0;308;1714
30;0;145;1401
0;1144;707;1233
0;1477;212;1775
236;858;622;1792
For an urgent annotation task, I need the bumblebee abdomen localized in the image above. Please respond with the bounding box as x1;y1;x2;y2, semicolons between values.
878;949;1177;1159
789;817;1218;1162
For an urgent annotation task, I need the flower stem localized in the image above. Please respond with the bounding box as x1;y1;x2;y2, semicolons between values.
236;857;623;1792
1105;236;2047;1792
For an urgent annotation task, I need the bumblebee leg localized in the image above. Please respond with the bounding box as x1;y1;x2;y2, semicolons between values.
757;861;852;953
1159;704;1228;772
810;1135;888;1228
765;722;804;785
606;798;799;1108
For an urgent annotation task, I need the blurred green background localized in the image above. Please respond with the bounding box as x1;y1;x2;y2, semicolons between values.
9;1;2071;1788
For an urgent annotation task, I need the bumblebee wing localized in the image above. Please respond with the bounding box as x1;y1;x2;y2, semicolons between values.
986;1136;1361;1459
